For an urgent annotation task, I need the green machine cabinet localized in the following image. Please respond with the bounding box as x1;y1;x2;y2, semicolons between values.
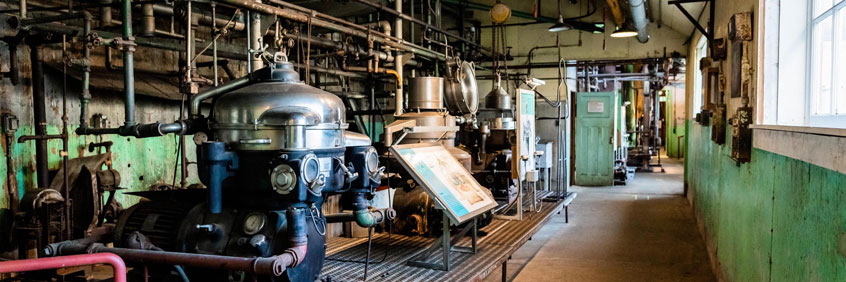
575;92;618;186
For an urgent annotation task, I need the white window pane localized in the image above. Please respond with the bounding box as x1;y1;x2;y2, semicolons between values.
811;16;834;115
837;8;846;114
816;0;835;17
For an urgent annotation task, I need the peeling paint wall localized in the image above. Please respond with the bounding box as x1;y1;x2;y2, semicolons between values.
0;43;198;211
686;123;846;282
684;0;846;281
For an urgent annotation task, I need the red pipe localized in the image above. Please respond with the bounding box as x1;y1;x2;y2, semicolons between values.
0;253;127;282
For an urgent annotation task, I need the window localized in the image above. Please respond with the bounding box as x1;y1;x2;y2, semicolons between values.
762;0;846;128
692;36;707;115
809;0;846;127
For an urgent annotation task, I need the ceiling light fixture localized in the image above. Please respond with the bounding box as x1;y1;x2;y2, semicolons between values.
548;15;573;32
611;25;638;38
548;0;572;32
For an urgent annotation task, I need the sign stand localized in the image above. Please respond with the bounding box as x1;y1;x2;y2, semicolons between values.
406;213;477;271
390;143;494;270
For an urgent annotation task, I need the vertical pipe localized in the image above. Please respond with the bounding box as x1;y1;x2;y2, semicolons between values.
249;9;262;71
122;0;136;127
629;0;649;43
29;45;48;188
185;0;194;82
212;3;219;86
80;14;91;128
61;36;71;240
141;3;154;37
245;11;252;72
394;0;403;116
99;0;111;28
19;0;25;18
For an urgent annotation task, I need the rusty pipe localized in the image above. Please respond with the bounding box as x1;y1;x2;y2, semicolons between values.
604;0;625;27
151;4;245;31
0;253;127;282
45;243;287;276
218;0;446;61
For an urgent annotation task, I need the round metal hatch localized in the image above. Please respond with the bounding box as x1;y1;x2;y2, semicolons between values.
444;61;479;116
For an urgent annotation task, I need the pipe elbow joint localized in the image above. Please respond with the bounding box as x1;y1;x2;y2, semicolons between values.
259;244;307;276
354;208;396;228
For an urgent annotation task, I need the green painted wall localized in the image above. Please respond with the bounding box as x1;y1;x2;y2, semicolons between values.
686;122;846;282
1;124;197;210
664;86;685;158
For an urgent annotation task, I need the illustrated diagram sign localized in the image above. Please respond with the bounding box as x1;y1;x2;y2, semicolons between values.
514;88;537;181
390;143;497;224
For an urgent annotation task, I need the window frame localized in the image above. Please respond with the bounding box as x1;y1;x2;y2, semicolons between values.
808;0;846;127
692;36;708;116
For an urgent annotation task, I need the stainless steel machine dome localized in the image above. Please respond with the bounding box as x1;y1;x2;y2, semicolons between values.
211;61;348;151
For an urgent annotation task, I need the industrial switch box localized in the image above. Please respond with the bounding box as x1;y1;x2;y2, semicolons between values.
731;106;753;164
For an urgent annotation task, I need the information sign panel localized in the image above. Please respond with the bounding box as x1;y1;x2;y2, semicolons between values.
390;143;497;224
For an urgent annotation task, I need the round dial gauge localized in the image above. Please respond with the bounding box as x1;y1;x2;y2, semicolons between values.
242;212;267;235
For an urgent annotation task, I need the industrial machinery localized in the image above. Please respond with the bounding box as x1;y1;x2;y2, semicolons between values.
46;56;393;282
387;61;487;236
468;74;518;203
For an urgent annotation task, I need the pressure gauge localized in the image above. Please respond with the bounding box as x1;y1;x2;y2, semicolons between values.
242;212;267;235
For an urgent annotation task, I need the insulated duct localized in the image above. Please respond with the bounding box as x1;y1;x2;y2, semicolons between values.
630;0;649;43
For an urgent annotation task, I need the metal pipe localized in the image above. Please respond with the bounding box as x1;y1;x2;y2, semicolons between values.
3;126;18;211
46;243;286;276
212;3;219;86
190;75;252;117
80;13;92;129
61;33;71;241
19;0;25;18
99;0;111;28
219;0;446;61
605;0;625;27
629;0;649;43
185;0;195;84
151;4;244;32
291;62;366;78
283;31;391;61
249;9;262;71
29;44;48;188
349;0;489;52
122;0;136;127
245;10;252;72
0;253;127;282
140;3;154;36
394;0;403;116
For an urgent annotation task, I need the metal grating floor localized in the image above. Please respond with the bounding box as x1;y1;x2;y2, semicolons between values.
320;197;566;282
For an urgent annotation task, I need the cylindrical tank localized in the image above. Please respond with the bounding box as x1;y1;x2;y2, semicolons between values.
407;77;444;110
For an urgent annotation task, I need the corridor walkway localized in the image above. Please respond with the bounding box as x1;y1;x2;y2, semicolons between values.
485;158;717;282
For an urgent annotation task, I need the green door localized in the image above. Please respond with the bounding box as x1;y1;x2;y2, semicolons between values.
575;92;616;186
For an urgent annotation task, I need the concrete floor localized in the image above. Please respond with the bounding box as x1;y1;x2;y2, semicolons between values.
484;158;716;282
